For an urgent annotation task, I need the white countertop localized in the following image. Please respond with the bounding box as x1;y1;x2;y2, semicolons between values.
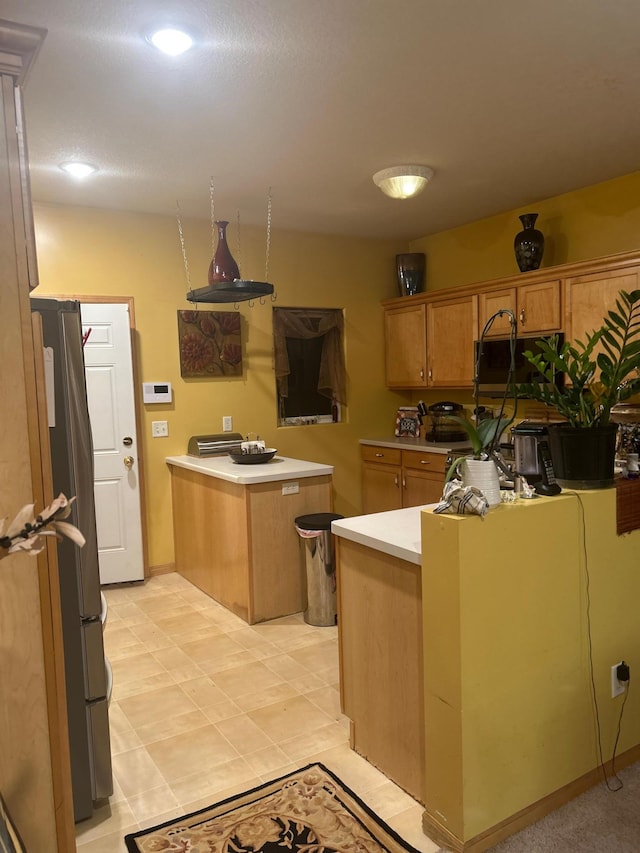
166;454;333;485
360;437;472;454
332;504;436;566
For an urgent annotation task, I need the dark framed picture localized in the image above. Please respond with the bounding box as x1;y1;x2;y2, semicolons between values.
177;310;243;378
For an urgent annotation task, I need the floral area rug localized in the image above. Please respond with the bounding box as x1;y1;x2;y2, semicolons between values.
124;762;420;853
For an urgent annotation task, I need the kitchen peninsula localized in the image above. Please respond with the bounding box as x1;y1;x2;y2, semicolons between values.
333;490;640;852
167;454;333;624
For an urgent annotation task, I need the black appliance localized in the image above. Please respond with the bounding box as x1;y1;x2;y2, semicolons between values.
426;402;468;443
32;298;113;822
512;421;562;495
474;334;565;396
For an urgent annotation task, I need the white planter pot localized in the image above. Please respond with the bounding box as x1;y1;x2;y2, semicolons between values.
462;458;501;507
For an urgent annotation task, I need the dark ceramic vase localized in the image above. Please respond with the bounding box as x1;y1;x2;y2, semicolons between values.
208;221;240;284
514;213;544;272
396;253;425;296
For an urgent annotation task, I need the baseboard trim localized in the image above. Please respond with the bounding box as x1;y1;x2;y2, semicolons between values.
148;562;175;577
422;743;640;852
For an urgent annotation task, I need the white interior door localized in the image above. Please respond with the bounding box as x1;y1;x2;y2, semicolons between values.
81;303;144;584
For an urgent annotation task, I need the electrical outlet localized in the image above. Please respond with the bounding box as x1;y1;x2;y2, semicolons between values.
152;420;169;438
282;482;299;495
611;661;626;698
222;416;233;432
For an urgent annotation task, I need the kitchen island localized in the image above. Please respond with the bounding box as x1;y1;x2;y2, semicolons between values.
334;492;640;852
167;454;333;624
332;506;429;803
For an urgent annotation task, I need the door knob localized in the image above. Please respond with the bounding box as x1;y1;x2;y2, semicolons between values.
123;436;133;446
124;456;134;469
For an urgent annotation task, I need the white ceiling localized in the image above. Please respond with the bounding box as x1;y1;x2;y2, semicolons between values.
4;0;640;241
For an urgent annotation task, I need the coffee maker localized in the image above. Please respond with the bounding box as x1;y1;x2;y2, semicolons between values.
512;421;549;483
512;421;561;495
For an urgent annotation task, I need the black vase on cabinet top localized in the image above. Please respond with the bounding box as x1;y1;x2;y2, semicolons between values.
396;252;425;296
514;213;544;272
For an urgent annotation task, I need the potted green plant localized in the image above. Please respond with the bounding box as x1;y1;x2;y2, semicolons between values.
516;289;640;488
445;415;512;505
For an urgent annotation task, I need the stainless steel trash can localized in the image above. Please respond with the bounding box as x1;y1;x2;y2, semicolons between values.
294;512;344;626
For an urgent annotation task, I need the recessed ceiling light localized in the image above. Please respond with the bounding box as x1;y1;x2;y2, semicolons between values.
148;28;193;56
59;162;98;179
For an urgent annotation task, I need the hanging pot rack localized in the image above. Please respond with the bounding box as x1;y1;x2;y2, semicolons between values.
186;280;274;304
177;182;276;305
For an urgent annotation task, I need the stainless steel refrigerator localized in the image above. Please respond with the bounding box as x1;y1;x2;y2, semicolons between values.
32;298;113;822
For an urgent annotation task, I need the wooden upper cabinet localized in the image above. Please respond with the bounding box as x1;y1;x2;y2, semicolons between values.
478;288;517;337
383;251;640;391
384;302;427;388
517;280;561;333
426;295;477;388
564;266;640;344
478;280;561;338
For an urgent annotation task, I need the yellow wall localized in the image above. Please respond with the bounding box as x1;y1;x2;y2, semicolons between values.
411;171;640;292
422;491;640;844
31;170;640;570
32;204;409;568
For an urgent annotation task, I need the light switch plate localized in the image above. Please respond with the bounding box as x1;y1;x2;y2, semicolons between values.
152;420;169;437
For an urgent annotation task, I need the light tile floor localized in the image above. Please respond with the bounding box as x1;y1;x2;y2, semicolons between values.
75;572;441;852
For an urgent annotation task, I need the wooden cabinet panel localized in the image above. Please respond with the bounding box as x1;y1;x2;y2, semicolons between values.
518;279;561;333
361;462;402;514
403;469;444;507
384;303;427;388
426;295;477;388
564;267;640;343
401;449;447;474
361;446;446;513
478;281;560;337
478;288;517;337
337;538;424;802
361;445;402;466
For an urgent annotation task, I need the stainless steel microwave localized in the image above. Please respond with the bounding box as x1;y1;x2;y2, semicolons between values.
474;334;565;396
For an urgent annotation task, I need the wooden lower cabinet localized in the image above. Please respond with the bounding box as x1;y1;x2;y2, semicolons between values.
337;537;424;802
361;445;446;513
169;466;332;623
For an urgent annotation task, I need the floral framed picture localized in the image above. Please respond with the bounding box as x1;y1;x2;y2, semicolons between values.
177;310;243;377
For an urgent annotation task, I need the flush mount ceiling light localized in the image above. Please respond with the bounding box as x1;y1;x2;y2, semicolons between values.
148;28;194;56
372;165;434;199
59;161;98;179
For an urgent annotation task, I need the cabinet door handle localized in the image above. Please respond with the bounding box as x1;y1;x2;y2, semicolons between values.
519;308;526;325
375;452;383;457
428;368;432;381
420;459;431;465
420;368;424;380
402;476;406;489
394;474;399;487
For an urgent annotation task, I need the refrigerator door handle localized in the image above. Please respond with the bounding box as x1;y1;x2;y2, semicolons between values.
105;656;113;705
82;620;108;701
86;699;113;802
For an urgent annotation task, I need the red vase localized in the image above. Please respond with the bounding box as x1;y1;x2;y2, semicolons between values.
208;221;240;284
